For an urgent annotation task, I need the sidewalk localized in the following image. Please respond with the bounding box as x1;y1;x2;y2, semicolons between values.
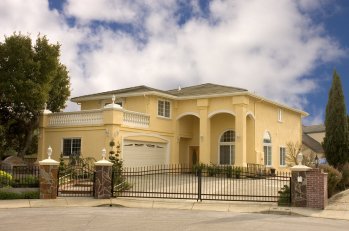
1;197;349;221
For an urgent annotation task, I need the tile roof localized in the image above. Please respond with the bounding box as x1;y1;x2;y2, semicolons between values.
166;83;247;97
302;133;324;153
303;124;325;134
71;83;247;102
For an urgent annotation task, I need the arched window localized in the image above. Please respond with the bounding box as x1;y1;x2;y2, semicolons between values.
263;132;272;166
219;130;235;165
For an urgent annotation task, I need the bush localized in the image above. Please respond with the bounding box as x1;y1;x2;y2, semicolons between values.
225;166;233;178
339;162;349;190
233;167;242;179
321;165;342;197
0;170;12;187
278;185;291;206
0;190;39;200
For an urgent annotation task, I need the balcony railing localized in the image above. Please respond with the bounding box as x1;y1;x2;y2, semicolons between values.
47;109;150;128
123;110;150;128
48;110;103;127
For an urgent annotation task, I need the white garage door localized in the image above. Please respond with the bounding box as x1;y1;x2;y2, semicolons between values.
123;140;167;167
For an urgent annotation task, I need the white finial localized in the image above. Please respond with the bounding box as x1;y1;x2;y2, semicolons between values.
178;85;181;91
101;148;107;160
112;95;116;104
47;146;52;159
297;152;303;165
44;102;47;110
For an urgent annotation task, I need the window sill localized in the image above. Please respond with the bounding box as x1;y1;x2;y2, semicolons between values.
157;115;172;120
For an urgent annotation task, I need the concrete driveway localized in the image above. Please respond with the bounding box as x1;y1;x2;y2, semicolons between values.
327;189;349;211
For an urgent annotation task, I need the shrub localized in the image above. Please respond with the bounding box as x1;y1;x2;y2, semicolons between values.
0;170;12;187
0;190;39;200
225;166;233;178
21;191;40;199
321;165;342;197
339;162;349;190
207;165;218;177
278;185;291;206
233;167;242;179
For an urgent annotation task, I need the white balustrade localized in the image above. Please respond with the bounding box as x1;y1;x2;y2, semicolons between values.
47;109;150;128
48;110;103;127
123;110;150;128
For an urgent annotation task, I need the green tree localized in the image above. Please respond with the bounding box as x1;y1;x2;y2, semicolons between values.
323;70;349;170
0;33;70;158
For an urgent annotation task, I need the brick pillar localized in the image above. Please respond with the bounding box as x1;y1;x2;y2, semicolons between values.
39;159;59;199
306;169;328;209
94;159;113;199
291;165;328;209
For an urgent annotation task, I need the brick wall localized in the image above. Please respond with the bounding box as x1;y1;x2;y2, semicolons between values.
306;169;328;209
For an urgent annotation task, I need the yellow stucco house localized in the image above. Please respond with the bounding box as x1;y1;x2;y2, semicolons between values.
38;83;307;170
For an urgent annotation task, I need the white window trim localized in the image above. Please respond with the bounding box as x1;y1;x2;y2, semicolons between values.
61;137;82;157
264;144;272;167
157;99;171;119
279;146;286;167
263;131;272;167
218;129;235;165
278;109;283;122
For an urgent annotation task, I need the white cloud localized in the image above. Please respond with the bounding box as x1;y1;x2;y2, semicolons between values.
0;0;345;115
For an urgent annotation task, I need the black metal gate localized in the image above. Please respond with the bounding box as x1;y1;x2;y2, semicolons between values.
58;165;95;197
112;165;291;203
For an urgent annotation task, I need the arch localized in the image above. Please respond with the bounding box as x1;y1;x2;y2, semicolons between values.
176;112;200;120
246;111;255;119
218;129;235;165
208;110;235;119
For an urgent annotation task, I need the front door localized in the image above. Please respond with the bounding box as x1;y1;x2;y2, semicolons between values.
189;146;199;168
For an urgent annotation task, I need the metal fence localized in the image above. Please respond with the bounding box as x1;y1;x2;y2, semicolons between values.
0;166;40;188
58;165;95;197
112;164;291;203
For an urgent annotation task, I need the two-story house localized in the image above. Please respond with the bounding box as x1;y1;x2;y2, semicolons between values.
38;83;307;169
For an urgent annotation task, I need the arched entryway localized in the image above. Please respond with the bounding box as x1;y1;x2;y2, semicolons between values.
209;112;235;165
177;114;200;167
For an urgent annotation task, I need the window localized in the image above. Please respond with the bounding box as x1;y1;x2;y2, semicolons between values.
278;109;282;122
158;100;171;118
280;147;286;166
263;132;272;166
63;138;81;157
219;130;235;165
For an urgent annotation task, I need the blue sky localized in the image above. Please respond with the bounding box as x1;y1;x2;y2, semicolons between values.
1;0;348;125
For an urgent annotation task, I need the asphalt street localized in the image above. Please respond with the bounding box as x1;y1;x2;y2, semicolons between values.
0;206;348;231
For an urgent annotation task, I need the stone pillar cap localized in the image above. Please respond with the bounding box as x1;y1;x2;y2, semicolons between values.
39;159;59;166
95;159;113;166
290;164;311;172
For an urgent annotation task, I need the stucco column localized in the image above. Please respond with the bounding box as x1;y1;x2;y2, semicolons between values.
233;97;248;167
39;146;59;199
94;154;113;199
38;109;51;161
198;99;210;164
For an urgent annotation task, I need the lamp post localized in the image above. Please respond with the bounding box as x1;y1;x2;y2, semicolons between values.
314;154;319;168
